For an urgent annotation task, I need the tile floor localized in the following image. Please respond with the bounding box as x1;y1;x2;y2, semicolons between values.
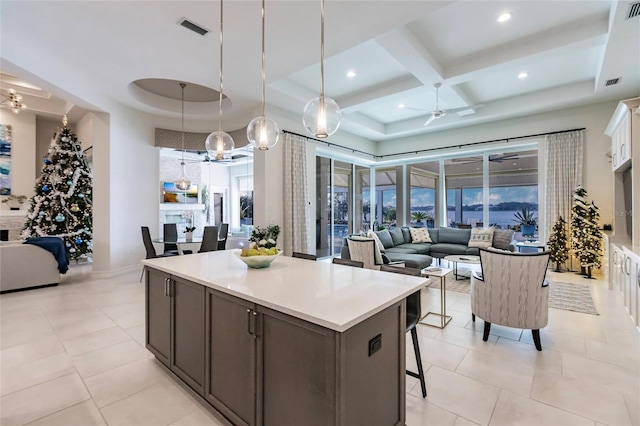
0;264;638;426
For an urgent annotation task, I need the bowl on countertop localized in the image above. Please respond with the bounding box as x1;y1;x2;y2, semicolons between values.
234;249;281;269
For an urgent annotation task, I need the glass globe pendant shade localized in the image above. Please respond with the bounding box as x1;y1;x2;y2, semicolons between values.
174;162;191;191
205;130;235;161
247;116;279;151
302;96;341;138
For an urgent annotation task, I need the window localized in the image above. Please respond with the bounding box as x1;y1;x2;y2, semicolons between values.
408;162;438;227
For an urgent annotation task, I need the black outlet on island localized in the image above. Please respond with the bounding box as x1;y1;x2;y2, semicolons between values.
368;333;382;356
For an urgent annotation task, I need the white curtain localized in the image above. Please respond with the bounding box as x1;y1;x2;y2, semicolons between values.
543;130;584;243
283;133;310;256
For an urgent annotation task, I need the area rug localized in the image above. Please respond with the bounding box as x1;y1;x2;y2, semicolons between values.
426;276;599;315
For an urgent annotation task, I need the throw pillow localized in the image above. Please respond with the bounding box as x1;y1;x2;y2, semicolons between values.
401;227;412;243
367;230;386;253
409;227;432;243
389;228;405;246
468;227;494;248
375;229;395;249
493;229;515;250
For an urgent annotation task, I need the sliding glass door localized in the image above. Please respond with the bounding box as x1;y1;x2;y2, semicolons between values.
316;156;370;258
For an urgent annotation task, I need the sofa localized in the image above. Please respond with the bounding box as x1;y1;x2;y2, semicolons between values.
0;242;61;293
341;227;516;270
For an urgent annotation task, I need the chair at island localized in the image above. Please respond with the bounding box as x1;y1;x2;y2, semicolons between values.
471;248;551;350
332;258;363;268
140;226;178;282
198;226;219;253
379;264;427;398
292;252;317;261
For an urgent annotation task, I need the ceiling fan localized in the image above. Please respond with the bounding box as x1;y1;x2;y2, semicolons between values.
401;83;483;126
179;150;248;164
449;153;520;164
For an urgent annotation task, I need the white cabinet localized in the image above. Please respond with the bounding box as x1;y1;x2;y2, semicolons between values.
622;248;640;328
610;244;625;293
609;106;632;171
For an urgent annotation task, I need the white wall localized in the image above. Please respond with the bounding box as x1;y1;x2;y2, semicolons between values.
0;110;36;207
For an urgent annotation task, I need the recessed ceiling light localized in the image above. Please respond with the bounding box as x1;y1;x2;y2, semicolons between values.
346;70;356;78
497;12;512;22
398;103;405;109
518;72;528;79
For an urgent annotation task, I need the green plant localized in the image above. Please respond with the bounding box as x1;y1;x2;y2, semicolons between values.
250;224;280;249
512;207;537;225
411;211;428;222
184;226;196;233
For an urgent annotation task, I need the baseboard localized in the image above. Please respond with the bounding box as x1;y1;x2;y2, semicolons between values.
0;282;58;294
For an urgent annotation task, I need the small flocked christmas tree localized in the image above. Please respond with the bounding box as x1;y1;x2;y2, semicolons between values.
571;185;588;274
580;201;602;279
548;216;569;272
22;116;93;261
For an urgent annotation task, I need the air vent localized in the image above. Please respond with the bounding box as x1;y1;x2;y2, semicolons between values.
605;77;621;86
179;18;209;36
627;1;640;19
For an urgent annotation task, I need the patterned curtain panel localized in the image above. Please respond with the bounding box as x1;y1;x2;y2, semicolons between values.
544;130;584;243
283;133;310;256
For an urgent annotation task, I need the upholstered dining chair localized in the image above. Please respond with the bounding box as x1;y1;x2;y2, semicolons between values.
379;264;427;398
217;223;229;250
140;226;178;282
471;248;551;350
332;258;364;268
163;223;192;255
198;226;219;253
292;252;317;261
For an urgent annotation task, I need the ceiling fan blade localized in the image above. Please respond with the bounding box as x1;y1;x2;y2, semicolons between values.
401;106;430;112
424;115;437;126
445;104;485;114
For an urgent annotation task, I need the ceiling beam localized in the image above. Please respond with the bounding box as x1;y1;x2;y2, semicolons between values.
444;14;609;86
338;75;423;113
375;26;472;109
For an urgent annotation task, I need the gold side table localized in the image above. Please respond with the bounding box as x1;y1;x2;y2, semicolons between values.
419;267;453;328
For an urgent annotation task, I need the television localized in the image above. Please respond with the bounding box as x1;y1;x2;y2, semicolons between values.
162;182;198;204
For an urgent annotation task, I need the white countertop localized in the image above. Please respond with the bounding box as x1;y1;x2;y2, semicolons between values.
143;250;429;332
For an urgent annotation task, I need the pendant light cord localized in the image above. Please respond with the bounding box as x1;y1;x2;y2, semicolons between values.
218;0;224;133
320;0;325;99
261;0;266;118
180;82;186;162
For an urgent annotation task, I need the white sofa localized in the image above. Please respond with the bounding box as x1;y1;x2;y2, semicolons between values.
0;241;60;293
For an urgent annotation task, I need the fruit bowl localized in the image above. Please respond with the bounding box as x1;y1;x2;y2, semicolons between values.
234;249;281;269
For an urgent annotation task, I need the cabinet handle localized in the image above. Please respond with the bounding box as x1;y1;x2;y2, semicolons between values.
247;309;253;336
164;278;169;296
625;257;631;275
252;311;258;339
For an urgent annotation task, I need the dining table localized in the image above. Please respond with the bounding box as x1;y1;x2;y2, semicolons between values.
152;237;202;255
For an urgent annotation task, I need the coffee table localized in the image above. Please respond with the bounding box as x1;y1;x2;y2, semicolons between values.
444;255;481;280
516;241;546;252
420;266;453;328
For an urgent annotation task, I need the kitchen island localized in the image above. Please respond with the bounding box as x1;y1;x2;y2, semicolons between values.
142;250;427;426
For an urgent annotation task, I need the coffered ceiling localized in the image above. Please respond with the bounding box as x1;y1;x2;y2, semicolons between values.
1;1;638;143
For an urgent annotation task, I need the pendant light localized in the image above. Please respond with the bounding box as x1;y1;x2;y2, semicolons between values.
302;0;341;138
174;82;191;192
206;0;234;161
247;0;279;150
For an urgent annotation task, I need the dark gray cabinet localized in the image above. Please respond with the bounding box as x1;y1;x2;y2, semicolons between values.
146;267;406;426
206;289;256;426
145;270;206;396
145;269;171;366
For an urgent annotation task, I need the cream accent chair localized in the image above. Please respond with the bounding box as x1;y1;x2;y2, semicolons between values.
0;241;60;293
471;248;550;351
346;237;405;270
